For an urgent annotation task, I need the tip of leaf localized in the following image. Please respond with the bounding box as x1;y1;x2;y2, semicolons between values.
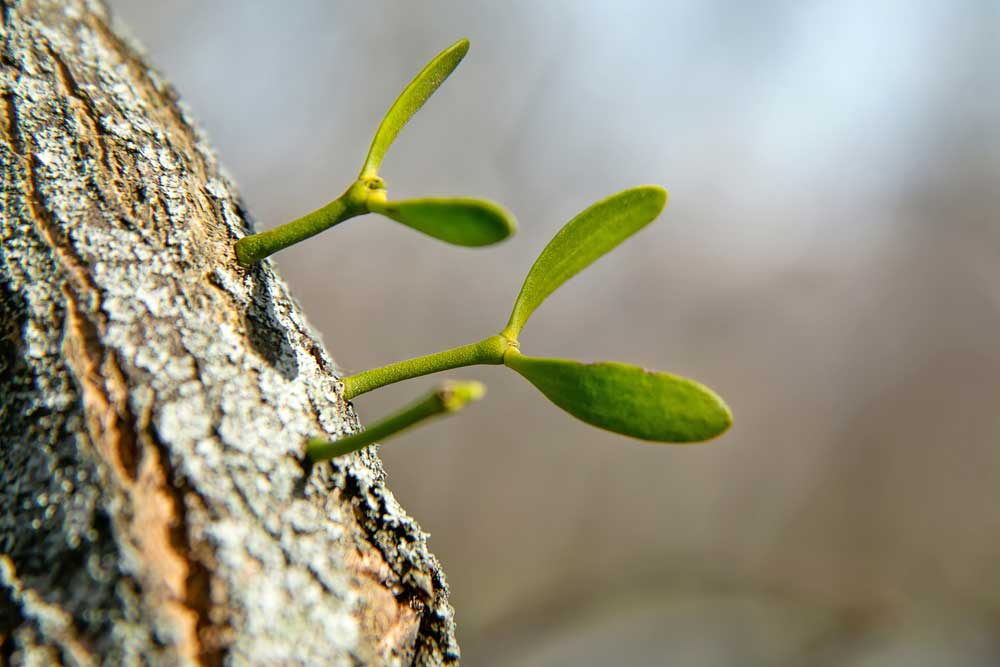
652;185;668;211
452;37;471;58
622;185;668;217
692;382;733;441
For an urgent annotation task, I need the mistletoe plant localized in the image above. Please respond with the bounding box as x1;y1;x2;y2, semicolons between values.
308;381;484;462
341;186;732;443
235;38;516;267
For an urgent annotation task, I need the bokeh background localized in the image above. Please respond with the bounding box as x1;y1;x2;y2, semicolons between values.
106;1;1000;664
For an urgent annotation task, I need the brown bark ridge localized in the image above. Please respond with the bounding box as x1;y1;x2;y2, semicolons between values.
0;1;459;665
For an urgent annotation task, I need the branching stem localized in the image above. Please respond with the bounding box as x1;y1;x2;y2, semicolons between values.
234;179;384;266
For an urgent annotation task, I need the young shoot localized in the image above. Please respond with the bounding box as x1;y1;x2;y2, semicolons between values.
235;39;516;267
307;381;485;461
342;187;733;443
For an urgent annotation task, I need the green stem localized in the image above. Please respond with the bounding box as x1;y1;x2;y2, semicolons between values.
234;186;369;266
307;381;485;461
342;335;508;400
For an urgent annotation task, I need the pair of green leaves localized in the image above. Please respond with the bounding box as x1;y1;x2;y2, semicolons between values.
342;187;732;444
235;39;515;267
501;187;730;442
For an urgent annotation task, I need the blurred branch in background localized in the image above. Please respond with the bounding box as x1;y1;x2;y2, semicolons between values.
107;0;1000;664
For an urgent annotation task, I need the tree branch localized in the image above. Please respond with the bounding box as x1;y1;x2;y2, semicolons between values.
0;2;458;665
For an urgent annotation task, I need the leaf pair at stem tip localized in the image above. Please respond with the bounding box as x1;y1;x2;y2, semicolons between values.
235;38;516;267
340;187;733;444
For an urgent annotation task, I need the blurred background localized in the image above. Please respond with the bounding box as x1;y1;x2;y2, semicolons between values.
107;1;1000;664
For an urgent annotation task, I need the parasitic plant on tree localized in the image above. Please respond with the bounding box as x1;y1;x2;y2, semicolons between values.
319;187;731;453
235;39;516;267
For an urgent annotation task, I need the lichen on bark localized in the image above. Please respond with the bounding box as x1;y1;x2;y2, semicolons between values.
0;1;458;665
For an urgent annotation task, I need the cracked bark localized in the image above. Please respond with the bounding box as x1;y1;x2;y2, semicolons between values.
0;1;459;665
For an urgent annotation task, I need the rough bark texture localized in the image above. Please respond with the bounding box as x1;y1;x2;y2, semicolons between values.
0;1;459;665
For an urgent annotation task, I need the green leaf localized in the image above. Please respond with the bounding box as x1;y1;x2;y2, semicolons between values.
370;197;516;246
359;38;470;178
503;186;667;338
504;352;731;442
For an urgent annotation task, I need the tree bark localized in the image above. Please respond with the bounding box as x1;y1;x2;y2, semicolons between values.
0;2;458;665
